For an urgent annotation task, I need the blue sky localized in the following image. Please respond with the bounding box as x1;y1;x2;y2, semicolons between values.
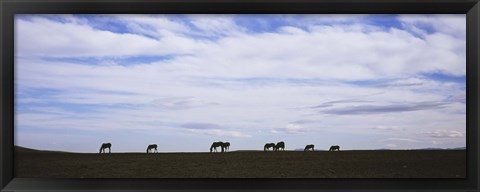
14;14;466;152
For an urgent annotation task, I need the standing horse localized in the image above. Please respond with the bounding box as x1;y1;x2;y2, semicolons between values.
304;144;315;151
146;144;158;153
223;142;230;152
329;145;340;151
99;143;111;153
210;142;224;152
264;143;275;151
274;141;285;151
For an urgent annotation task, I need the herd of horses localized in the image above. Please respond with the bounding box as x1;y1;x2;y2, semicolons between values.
98;142;340;153
263;141;285;151
262;142;340;152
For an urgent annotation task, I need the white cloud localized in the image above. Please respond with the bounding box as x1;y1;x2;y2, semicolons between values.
186;129;252;138
421;130;464;138
272;123;308;134
15;16;208;57
369;125;405;131
382;138;418;143
188;15;246;37
17;15;466;80
398;14;466;39
152;97;218;110
116;14;191;38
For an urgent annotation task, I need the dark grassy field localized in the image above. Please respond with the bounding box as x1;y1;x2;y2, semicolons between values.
15;146;465;178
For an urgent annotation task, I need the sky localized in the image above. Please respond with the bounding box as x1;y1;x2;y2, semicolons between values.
14;14;466;153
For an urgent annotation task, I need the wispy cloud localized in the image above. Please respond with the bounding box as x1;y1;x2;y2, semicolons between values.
289;119;322;125
382;138;418;143
152;97;219;110
180;122;222;129
369;125;406;132
311;99;373;109
179;122;252;138
374;78;427;88
320;101;448;115
186;128;252;138
420;130;464;138
272;124;309;134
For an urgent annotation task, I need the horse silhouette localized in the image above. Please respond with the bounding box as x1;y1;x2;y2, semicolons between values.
274;141;285;151
146;144;157;153
99;143;111;153
329;145;340;151
304;144;315;151
210;141;224;152
224;142;230;152
264;143;275;151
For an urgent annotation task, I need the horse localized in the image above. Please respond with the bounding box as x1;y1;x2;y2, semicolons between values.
274;141;285;151
99;143;111;153
223;142;230;152
210;141;224;152
264;143;275;151
146;144;157;153
304;144;315;151
329;145;340;151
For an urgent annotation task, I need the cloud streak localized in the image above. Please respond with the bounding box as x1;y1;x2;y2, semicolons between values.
320;101;449;115
421;130;464;138
152;97;219;110
180;122;222;129
271;124;309;134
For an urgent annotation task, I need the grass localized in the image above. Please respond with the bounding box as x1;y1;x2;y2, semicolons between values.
15;146;466;178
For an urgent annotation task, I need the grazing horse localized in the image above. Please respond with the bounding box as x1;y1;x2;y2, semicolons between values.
210;142;224;152
304;144;315;151
146;144;158;153
223;142;230;152
329;145;340;151
274;141;285;151
99;143;111;153
264;143;275;151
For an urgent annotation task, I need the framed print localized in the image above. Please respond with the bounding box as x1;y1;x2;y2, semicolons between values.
1;0;479;191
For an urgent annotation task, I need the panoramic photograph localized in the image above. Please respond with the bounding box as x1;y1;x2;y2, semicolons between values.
14;14;466;178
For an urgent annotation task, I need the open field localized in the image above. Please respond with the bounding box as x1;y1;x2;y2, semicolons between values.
15;146;465;178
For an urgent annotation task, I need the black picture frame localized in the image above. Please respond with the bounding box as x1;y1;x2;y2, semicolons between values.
1;0;479;191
